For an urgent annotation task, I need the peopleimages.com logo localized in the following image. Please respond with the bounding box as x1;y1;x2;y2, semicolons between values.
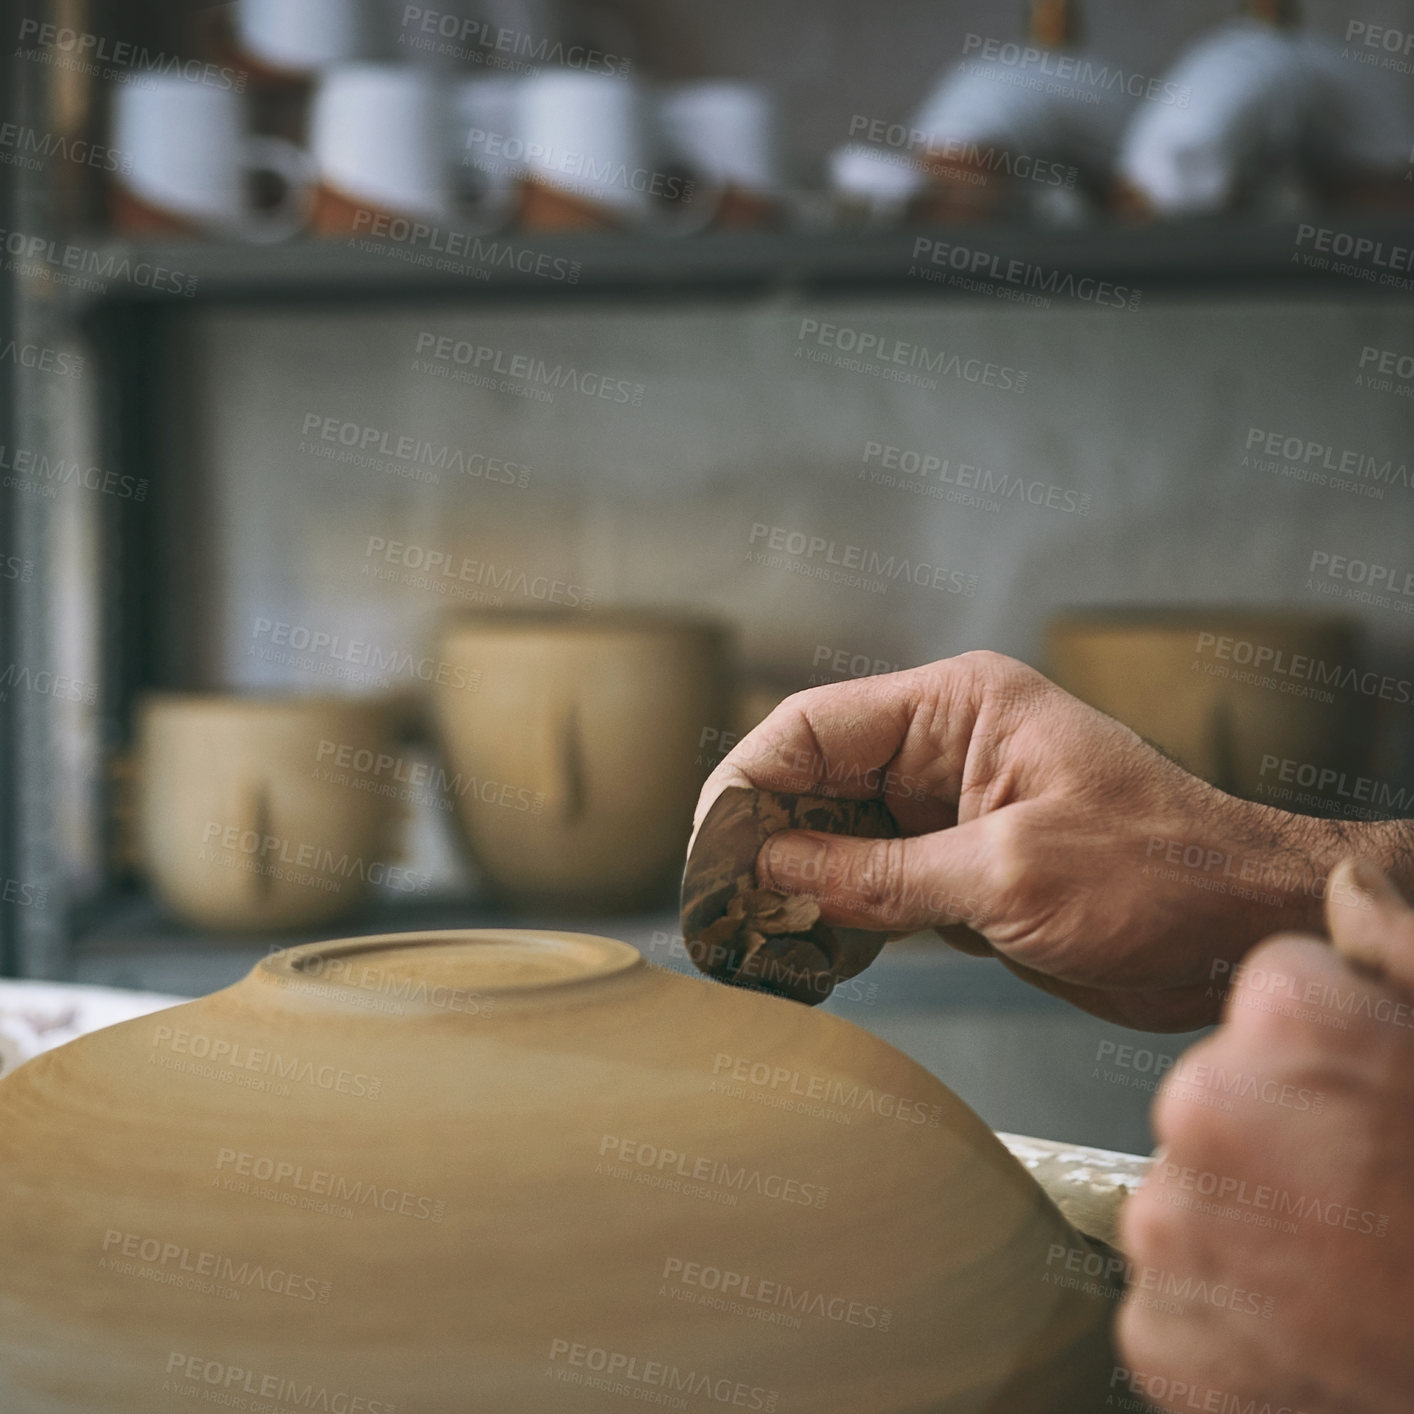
163;1355;396;1414
546;1340;778;1411
1343;19;1414;73
846;114;1077;188
248;617;483;690
100;1229;329;1303
413;332;646;406
0;339;82;378
795;317;1027;393
959;33;1191;106
1244;426;1411;498
0;120;130;174
0;225;198;296
1192;630;1414;709
746;522;978;598
910;236;1142;310
1293;224;1414;292
1109;1366;1309;1414
1254;754;1413;819
15;19;246;90
400;5;630;76
860;440;1092;516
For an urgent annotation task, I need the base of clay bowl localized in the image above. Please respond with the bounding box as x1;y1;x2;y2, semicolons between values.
0;929;1122;1414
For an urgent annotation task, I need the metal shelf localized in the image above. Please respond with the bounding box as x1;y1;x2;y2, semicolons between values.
38;216;1414;313
9;208;1413;981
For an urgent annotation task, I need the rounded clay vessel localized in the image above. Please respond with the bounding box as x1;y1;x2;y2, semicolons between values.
432;612;729;910
0;930;1120;1413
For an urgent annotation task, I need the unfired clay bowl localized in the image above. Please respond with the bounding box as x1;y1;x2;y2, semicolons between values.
0;930;1120;1413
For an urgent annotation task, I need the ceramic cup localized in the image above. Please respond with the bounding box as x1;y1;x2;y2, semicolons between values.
111;74;313;240
656;80;781;227
432;612;731;910
135;693;400;933
310;63;452;231
233;0;378;77
515;69;661;228
1046;610;1372;801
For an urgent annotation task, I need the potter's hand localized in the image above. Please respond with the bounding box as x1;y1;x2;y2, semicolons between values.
1116;860;1414;1414
696;651;1406;1030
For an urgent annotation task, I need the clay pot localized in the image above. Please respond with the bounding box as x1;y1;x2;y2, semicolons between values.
1046;610;1371;801
135;693;396;933
432;612;731;911
0;930;1120;1413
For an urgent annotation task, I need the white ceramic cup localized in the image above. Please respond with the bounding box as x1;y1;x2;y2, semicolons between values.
234;0;376;75
656;81;780;195
515;69;654;221
112;74;313;240
311;64;452;219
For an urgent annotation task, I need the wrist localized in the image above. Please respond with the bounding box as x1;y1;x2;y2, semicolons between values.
1218;797;1400;947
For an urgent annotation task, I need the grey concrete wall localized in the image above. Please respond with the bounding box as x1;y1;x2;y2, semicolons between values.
185;293;1414;727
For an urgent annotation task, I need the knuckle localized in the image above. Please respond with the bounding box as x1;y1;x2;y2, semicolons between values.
956;648;1047;699
956;648;1022;678
979;812;1030;898
849;837;908;915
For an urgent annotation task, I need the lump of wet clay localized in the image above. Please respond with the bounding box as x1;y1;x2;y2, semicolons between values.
681;788;899;1004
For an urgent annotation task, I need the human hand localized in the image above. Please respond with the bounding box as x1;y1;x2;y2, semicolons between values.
1115;859;1414;1414
695;651;1359;1030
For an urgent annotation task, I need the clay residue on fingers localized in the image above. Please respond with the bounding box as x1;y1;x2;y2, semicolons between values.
696;876;832;993
681;789;899;1004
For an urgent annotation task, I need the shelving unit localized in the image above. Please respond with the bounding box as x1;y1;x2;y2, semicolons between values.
35;217;1414;313
8;210;1414;984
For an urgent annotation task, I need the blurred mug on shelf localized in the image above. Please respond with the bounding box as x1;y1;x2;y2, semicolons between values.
110;74;314;240
431;611;731;911
310;64;453;232
515;70;669;229
656;81;782;228
1046;610;1372;803
134;694;400;933
230;0;382;79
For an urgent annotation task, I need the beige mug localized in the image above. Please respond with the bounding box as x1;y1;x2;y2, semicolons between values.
432;611;731;910
1046;610;1372;802
135;693;404;933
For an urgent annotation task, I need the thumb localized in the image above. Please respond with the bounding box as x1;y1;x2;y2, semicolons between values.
1326;857;1414;995
757;821;994;934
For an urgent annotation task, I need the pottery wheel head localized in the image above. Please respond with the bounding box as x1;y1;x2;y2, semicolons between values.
680;787;899;1005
